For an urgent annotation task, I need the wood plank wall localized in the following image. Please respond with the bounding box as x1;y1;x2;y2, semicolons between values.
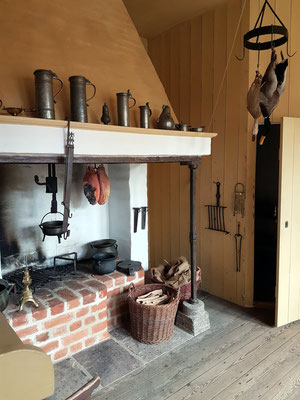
147;0;300;307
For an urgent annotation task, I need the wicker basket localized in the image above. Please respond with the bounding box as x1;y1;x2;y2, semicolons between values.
150;268;201;301
128;283;180;344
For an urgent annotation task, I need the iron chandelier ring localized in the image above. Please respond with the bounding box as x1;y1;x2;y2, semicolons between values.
244;25;288;51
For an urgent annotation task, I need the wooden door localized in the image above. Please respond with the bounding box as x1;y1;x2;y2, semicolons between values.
276;117;300;327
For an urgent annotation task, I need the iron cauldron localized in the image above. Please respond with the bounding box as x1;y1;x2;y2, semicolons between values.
92;253;117;275
90;239;118;256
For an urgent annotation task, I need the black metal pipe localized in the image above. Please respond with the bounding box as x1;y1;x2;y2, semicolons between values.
189;163;199;304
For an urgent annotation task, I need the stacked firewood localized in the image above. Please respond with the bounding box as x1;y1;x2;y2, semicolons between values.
136;289;170;305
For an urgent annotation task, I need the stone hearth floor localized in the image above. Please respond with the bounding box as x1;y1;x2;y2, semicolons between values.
47;324;193;399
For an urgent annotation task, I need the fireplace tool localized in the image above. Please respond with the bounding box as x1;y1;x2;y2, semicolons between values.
35;120;74;242
205;181;229;234
233;183;245;217
19;267;38;311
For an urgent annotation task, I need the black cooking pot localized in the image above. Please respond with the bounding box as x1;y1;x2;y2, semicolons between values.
0;279;14;312
39;212;68;237
90;239;118;256
92;253;116;275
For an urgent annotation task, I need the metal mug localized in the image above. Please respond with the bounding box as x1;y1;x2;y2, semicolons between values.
116;89;136;127
69;76;96;123
34;69;63;119
139;102;152;128
176;122;191;131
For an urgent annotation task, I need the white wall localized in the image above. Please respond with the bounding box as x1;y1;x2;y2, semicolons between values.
0;163;149;274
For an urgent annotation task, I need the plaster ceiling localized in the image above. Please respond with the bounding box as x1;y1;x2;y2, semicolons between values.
123;0;227;38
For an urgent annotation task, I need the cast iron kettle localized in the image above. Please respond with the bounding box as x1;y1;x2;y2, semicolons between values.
92;253;116;275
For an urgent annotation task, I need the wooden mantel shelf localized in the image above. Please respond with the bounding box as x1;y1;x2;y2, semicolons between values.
0;115;217;164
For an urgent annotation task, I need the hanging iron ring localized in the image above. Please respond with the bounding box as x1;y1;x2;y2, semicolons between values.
244;25;288;51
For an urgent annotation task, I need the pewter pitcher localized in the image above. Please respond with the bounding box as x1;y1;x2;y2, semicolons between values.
116;89;136;127
34;69;63;119
69;76;96;122
139;102;152;128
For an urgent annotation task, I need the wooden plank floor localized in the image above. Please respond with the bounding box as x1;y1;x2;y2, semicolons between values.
93;292;300;400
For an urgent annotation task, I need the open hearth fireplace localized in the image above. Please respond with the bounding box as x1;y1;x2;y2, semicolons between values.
1;247;145;362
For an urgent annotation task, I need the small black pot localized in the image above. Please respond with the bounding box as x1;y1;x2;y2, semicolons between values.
0;279;14;312
90;239;118;256
92;253;116;275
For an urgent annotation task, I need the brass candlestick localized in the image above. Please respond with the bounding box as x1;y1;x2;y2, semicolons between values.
19;267;38;311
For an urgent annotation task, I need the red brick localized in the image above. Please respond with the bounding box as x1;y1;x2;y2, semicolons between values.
11;313;28;327
41;340;59;353
80;289;96;305
16;325;38;338
94;275;113;289
91;301;106;313
76;306;90;318
110;272;125;286
85;337;96;347
56;288;81;310
107;298;115;308
91;321;107;334
32;307;47;321
23;338;33;345
70;341;83;354
53;325;67;337
36;332;49;342
107;318;115;328
126;275;136;282
44;313;73;329
54;348;68;361
48;298;64;315
65;281;85;291
100;331;110;340
107;288;120;298
70;320;82;332
85;315;96;325
62;329;89;346
35;288;54;300
98;311;106;321
84;280;106;294
137;268;145;279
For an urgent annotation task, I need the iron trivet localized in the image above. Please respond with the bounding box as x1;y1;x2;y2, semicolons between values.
5;252;83;294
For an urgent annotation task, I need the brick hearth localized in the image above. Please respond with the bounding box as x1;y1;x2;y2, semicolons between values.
3;268;145;362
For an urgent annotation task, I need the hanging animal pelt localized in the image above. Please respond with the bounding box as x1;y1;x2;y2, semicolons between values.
247;48;288;144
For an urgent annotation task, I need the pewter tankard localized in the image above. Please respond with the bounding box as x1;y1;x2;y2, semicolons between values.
69;76;96;123
116;89;136;127
139;102;152;128
34;69;63;119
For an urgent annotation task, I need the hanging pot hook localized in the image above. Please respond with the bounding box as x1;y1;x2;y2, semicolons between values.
286;39;296;57
236;45;246;61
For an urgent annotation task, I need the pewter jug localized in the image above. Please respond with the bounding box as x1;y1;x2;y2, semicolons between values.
34;69;63;119
116;89;136;127
157;105;175;130
69;76;96;123
139;102;152;128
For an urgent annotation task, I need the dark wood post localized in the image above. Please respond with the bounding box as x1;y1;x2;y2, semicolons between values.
189;163;198;304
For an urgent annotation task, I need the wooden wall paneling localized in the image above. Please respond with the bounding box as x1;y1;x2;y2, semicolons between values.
288;0;300;117
198;11;214;290
179;21;192;260
223;0;242;303
210;5;227;298
236;0;251;306
271;0;291;121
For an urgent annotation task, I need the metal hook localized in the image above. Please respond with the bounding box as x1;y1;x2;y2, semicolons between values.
236;45;246;61
286;39;296;57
